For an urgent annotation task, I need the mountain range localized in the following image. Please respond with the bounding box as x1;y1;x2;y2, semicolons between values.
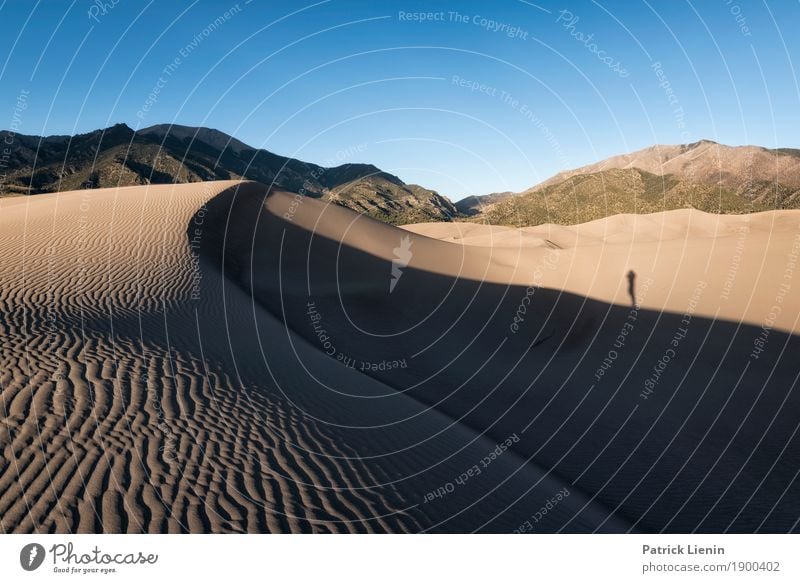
0;123;456;225
3;124;799;226
460;140;800;226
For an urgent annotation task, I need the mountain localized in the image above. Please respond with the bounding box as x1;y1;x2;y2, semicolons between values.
454;191;515;216
468;140;800;226
0;123;457;225
138;124;251;154
475;167;768;227
6;129;798;227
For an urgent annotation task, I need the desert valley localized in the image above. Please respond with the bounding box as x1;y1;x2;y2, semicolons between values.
1;125;799;533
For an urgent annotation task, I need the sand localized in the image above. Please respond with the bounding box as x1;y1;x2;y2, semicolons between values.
0;181;621;533
2;180;798;533
405;209;800;334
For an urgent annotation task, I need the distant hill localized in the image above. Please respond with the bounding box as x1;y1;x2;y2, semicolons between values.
454;191;515;216
0;123;457;225
5;129;799;227
467;140;800;226
475;167;769;227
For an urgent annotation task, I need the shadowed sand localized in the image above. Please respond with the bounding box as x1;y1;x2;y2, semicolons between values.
0;181;625;533
212;184;800;533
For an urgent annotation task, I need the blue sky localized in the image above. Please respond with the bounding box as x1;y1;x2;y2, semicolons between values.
1;0;798;200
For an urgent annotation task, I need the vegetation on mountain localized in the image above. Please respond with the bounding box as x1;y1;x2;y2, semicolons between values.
0;123;456;225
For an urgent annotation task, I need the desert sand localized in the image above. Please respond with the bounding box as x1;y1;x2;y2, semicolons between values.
2;180;798;533
405;209;800;333
0;181;620;533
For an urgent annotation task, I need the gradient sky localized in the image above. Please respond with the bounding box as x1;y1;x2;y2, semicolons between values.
1;0;798;200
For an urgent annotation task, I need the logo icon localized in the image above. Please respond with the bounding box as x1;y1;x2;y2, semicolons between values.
20;543;46;571
390;235;413;293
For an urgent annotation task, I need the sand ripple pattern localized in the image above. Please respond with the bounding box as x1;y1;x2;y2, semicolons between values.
0;183;421;533
2;181;615;533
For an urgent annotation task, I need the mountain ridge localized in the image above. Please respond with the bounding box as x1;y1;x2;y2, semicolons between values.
0;122;457;225
460;140;800;223
4;125;799;227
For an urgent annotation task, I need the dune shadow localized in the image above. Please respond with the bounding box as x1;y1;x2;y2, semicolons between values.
192;183;800;534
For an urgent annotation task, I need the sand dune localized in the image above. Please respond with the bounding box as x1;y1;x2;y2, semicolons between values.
0;181;624;533
2;180;798;533
405;209;800;334
216;187;800;532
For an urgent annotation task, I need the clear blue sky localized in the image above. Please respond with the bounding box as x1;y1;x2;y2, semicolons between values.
2;0;798;200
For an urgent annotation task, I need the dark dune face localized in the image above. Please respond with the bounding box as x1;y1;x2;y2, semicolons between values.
203;183;800;533
194;182;627;533
2;180;798;534
0;181;623;534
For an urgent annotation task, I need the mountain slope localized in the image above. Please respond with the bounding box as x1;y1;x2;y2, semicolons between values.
455;191;515;216
532;140;800;205
469;140;800;225
0;123;456;225
477;167;768;227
